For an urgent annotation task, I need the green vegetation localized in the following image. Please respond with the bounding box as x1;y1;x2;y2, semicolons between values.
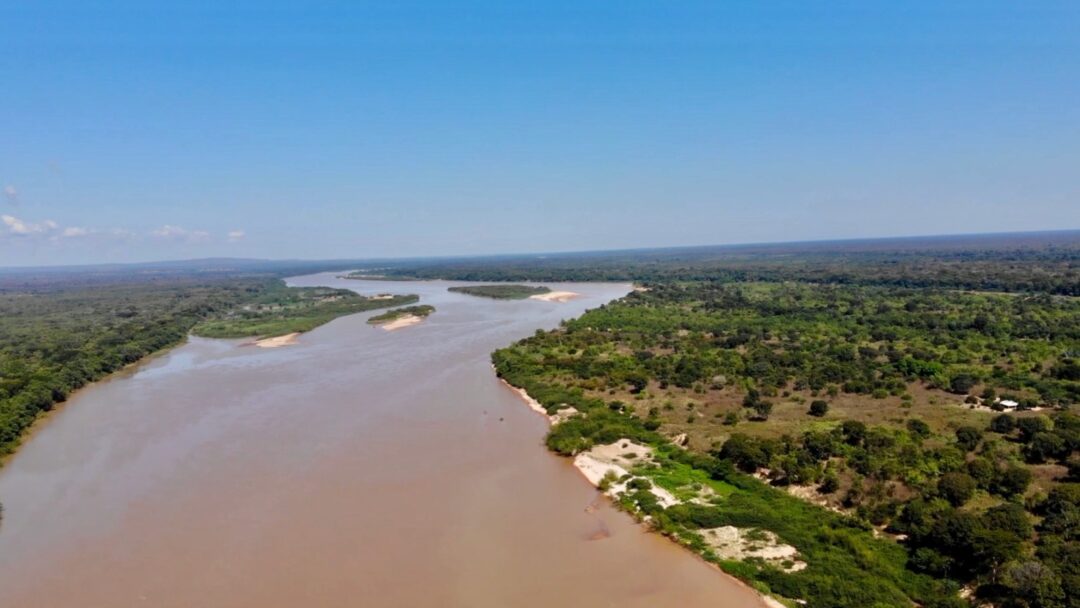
448;284;551;300
340;271;420;281
492;277;1079;607
366;305;436;325
193;283;417;338
0;273;410;461
379;231;1080;296
1;277;261;459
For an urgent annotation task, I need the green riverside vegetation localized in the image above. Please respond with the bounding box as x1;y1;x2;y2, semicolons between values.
478;237;1079;608
448;284;551;299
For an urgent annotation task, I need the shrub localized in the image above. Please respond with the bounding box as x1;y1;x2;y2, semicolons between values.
808;400;829;417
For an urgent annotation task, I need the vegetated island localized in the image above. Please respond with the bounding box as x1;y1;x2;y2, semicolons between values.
339;270;421;281
367;305;435;331
193;283;418;344
448;284;551;300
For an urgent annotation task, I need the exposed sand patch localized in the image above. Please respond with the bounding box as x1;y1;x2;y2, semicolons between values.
370;293;396;300
253;333;300;348
701;526;806;573
550;406;580;425
378;314;423;331
785;484;848;515
574;439;679;509
529;290;580;303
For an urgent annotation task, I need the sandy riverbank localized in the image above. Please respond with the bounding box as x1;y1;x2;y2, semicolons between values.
378;314;423;331
502;380;785;608
254;333;301;348
530;290;580;302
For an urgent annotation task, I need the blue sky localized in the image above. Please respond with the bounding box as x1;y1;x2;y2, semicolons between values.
1;1;1078;266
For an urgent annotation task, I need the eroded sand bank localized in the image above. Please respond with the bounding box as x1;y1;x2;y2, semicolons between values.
530;290;580;302
377;314;423;331
253;333;301;348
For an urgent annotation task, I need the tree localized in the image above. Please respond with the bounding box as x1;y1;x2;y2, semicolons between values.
907;418;931;439
1002;560;1067;608
753;400;773;421
982;503;1033;539
955;425;983;452
1025;432;1068;463
950;374;977;395
940;472;977;506
990;413;1016;434
841;420;867;446
808;400;829;417
993;465;1033;498
1018;416;1051;443
966;457;997;488
717;433;771;472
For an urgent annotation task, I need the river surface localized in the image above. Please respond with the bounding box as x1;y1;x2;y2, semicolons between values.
0;273;763;608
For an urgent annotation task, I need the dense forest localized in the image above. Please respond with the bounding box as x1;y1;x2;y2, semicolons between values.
486;238;1080;608
447;284;551;299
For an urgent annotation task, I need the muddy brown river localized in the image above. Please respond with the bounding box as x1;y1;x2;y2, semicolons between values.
0;274;764;608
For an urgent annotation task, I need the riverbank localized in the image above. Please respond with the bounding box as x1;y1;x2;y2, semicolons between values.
253;333;301;348
500;379;784;608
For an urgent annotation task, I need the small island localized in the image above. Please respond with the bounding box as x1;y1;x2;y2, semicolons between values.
193;283;418;345
448;284;551;300
339;271;420;281
367;305;436;331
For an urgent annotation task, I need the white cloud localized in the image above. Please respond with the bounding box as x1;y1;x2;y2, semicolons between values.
2;214;58;236
150;225;210;242
62;226;90;238
3;185;18;206
227;229;246;242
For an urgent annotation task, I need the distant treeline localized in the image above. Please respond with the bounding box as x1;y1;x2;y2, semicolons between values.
379;232;1080;295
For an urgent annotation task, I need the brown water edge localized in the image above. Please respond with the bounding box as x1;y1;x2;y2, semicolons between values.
0;273;767;608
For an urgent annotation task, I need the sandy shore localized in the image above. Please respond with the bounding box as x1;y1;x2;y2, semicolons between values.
529;290;580;303
378;314;423;331
254;333;300;348
503;381;785;608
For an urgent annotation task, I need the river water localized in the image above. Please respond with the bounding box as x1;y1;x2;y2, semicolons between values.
0;273;763;608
